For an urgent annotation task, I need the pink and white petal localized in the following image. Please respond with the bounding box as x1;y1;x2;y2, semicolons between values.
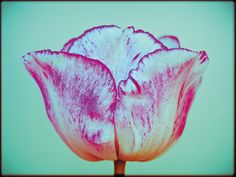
23;50;118;161
169;50;208;141
62;25;166;84
61;25;122;54
158;35;181;49
115;49;208;161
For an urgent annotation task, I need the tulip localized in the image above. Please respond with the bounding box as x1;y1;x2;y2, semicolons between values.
22;25;208;175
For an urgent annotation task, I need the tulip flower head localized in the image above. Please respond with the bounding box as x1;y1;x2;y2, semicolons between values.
22;25;208;175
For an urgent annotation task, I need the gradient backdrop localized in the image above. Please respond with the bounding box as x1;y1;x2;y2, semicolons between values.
1;1;234;175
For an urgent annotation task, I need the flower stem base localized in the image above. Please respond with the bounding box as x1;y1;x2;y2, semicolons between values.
114;160;126;176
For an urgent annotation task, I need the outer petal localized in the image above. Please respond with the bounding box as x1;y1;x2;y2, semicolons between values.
158;35;181;49
61;25;166;84
115;49;208;161
23;50;117;161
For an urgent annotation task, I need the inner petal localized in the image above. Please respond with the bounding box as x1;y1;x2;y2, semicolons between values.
61;25;165;86
158;35;181;49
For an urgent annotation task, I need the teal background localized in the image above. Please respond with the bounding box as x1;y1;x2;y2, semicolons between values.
1;1;234;175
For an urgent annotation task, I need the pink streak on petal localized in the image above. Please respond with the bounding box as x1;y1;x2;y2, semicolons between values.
23;50;118;161
177;82;199;137
132;53;141;61
169;51;208;142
